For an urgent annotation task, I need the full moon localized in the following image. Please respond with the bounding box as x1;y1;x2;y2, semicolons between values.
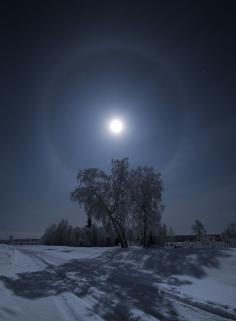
109;119;124;134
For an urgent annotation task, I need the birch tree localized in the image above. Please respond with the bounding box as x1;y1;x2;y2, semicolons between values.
192;219;206;242
71;158;130;248
129;166;164;248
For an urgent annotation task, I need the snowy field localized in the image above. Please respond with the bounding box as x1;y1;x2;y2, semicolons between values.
0;245;236;321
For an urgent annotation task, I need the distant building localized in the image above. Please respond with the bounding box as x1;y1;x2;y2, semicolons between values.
173;234;221;242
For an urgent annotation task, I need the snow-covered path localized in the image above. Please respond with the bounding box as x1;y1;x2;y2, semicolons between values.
0;245;236;321
0;245;108;321
15;247;106;321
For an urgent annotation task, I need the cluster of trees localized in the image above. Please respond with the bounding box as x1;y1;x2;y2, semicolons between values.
41;219;117;246
41;218;172;248
191;219;236;246
70;158;166;248
41;217;236;248
192;219;207;241
222;222;236;246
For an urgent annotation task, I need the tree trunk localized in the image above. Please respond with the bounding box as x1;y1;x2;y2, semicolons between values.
114;221;128;248
143;210;148;248
94;191;128;248
120;228;128;248
109;215;128;248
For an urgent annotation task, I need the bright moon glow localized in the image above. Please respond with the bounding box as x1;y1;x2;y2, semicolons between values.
109;119;124;134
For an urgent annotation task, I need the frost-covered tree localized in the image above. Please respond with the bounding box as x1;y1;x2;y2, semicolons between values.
54;219;69;245
126;227;136;245
78;226;89;246
192;219;206;242
158;223;168;246
41;219;117;247
223;222;236;239
41;224;57;245
71;159;130;248
129;166;164;248
66;225;73;246
71;227;80;246
222;222;236;247
167;227;175;242
87;224;97;245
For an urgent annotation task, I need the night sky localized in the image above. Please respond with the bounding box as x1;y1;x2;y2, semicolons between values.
0;1;235;238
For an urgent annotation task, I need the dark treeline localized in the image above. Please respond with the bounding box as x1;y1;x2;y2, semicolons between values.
41;219;236;248
41;219;116;247
41;218;170;247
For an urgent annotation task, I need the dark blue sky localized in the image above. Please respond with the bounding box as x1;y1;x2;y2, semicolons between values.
0;1;235;238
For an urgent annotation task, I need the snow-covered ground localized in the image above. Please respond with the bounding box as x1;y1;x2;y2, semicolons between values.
0;245;235;321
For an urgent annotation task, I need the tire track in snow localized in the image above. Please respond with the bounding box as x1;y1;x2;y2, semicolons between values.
163;290;236;321
16;248;94;321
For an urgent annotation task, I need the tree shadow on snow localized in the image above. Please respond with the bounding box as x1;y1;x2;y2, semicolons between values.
0;248;232;321
114;247;231;279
